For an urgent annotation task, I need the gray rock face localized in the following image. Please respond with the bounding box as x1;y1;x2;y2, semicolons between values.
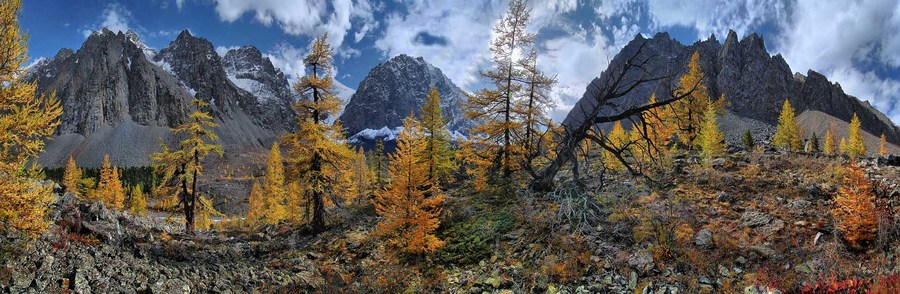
563;30;900;145
339;54;471;139
27;29;297;167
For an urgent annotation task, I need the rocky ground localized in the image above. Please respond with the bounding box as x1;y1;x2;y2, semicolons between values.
3;153;900;293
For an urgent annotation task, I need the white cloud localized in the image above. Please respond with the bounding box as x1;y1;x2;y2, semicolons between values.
775;0;900;124
215;45;240;57
176;0;186;10
374;0;504;89
538;24;619;122
80;3;133;38
265;43;308;83
646;0;786;40
211;0;374;56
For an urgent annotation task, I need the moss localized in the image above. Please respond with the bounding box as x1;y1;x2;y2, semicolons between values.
436;210;516;265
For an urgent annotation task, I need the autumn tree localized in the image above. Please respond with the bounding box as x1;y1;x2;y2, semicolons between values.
773;99;802;151
373;117;445;254
343;147;374;204
518;48;557;167
831;165;877;249
283;33;352;234
152;99;223;234
630;94;675;167
669;51;723;147
194;195;223;231
839;137;848;155
63;156;82;195
129;185;147;216
0;0;62;234
601;121;628;171
879;134;889;156
246;181;264;225
263;142;287;223
464;0;534;182
847;113;866;157
369;139;388;189
418;87;455;183
96;155;125;209
824;125;837;155
697;104;725;160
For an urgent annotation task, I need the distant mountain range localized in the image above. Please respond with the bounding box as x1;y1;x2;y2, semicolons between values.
26;28;900;168
563;30;900;153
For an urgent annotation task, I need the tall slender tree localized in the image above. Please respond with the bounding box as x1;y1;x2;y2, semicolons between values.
879;134;889;157
0;0;62;234
96;154;125;209
773;99;802;151
152;99;223;234
263;142;286;223
283;33;352;234
63;156;82;195
418;87;455;183
697;104;725;160
517;48;557;161
373;117;445;254
824;124;837;155
669;52;723;147
847;113;866;157
464;0;534;182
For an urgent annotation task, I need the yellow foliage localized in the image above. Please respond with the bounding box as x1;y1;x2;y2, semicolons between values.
63;156;82;195
847;113;866;157
839;137;848;155
246;181;265;225
194;195;223;231
831;165;877;249
697;104;725;160
601;121;629;171
283;33;352;233
0;0;62;235
669;51;723;147
129;185;147;216
773;99;802;151
373;117;445;254
341;147;374;205
879;134;889;156
630;94;675;167
263;143;287;223
824;125;837;155
418;87;455;183
96;155;125;209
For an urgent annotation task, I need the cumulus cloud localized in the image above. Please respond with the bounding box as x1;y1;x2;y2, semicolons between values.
775;0;900;124
646;0;786;40
80;3;133;38
374;0;504;89
211;0;375;56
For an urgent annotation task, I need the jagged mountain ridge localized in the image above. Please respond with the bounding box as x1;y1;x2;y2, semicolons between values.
27;29;297;167
338;54;472;144
563;30;900;146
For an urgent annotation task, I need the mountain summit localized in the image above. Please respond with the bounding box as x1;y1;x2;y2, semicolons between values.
564;30;900;147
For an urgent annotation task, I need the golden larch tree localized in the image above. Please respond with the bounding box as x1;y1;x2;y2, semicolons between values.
463;0;534;182
263;142;287;223
831;165;877;249
669;51;723;147
0;0;62;234
630;94;675;166
839;137;848;155
152;99;223;234
772;99;802;151
342;147;374;205
697;104;725;160
368;139;389;189
847;113;866;157
63;156;82;195
96;155;125;209
418;87;455;183
517;48;557;163
601;121;629;171
373;117;445;254
283;33;352;234
246;181;265;225
824;125;837;155
129;185;147;216
879;134;889;156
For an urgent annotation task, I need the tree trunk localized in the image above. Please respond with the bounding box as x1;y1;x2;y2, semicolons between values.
310;153;325;234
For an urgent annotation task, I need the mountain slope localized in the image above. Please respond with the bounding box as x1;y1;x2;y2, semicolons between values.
563;30;900;145
338;54;471;143
27;29;297;167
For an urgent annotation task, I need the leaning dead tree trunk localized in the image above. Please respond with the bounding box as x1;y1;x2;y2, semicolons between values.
530;43;701;192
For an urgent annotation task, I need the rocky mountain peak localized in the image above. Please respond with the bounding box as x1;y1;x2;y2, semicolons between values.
339;54;471;145
222;45;293;105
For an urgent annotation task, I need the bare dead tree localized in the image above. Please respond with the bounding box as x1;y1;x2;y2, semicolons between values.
530;42;703;192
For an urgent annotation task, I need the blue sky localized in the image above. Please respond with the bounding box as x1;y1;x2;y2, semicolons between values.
20;0;900;124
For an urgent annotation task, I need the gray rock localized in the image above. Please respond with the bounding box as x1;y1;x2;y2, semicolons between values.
627;250;654;273
716;191;733;203
748;245;778;259
740;211;773;228
694;229;713;247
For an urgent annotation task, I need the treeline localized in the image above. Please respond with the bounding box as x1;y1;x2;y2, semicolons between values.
45;165;157;191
